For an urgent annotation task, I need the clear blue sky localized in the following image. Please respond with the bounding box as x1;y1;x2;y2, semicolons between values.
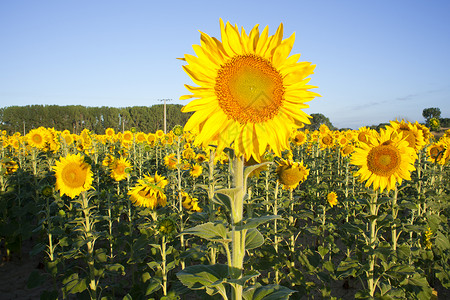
1;0;449;129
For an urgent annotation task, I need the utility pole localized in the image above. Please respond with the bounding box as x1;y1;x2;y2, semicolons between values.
158;99;172;134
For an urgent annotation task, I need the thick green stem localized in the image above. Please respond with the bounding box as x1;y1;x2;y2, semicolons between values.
81;192;97;300
391;186;399;251
230;157;245;300
367;192;378;297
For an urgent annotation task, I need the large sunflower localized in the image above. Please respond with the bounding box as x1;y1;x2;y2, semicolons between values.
351;129;417;193
180;19;319;161
53;153;94;199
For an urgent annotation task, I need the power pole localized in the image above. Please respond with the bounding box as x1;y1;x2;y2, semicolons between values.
158;99;172;134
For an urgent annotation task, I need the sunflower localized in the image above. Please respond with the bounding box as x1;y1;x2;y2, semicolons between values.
53;153;94;199
105;128;115;137
164;153;178;170
122;130;133;143
319;133;334;149
182;148;196;160
195;153;207;163
327;192;338;207
110;157;132;181
351;129;417;193
180;19;319;162
190;164;203;178
128;172;168;209
292;130;307;146
181;191;202;212
427;142;446;164
341;144;355;157
147;133;157;145
276;159;309;190
2;160;19;175
356;127;373;145
389;120;426;152
27;127;50;149
155;130;165;140
135;132;147;144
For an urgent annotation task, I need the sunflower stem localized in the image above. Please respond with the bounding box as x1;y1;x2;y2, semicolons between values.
230;156;245;300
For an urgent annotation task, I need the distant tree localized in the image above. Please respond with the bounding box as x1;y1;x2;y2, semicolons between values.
422;107;441;122
304;113;335;131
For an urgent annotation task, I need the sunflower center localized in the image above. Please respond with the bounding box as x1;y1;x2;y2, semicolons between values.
367;145;401;177
115;164;125;175
215;54;284;123
62;162;87;188
32;134;43;144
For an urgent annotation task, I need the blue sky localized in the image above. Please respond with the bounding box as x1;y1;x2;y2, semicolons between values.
1;0;449;129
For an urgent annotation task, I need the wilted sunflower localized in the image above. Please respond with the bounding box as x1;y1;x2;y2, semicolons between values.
195;153;207;163
180;19;319;162
110;157;132;181
327;192;338;207
53;153;94;199
128;172;168;209
351;129;417;193
276;159;309;190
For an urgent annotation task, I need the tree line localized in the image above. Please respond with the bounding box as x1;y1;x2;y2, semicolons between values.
0;104;193;134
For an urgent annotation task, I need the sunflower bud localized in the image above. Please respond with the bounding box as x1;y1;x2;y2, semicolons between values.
158;218;177;236
172;125;183;137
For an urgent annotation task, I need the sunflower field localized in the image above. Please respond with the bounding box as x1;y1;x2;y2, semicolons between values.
0;120;449;300
1;19;450;300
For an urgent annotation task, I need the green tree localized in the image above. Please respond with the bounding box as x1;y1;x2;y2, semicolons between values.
422;107;441;122
304;113;335;131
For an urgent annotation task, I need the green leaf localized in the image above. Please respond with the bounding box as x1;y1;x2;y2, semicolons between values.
62;273;87;295
122;294;132;300
213;192;232;211
434;231;450;251
237;215;282;231
145;278;162;296
317;246;329;259
245;229;264;250
228;270;260;286
182;222;230;243
176;264;229;297
29;243;46;256
243;283;296;300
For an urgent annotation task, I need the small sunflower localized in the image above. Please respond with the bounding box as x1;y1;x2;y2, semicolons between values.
427;142;446;164
182;148;196;160
158;218;177;236
105;128;115;137
155;130;165;140
190;164;203;178
319;133;334;149
181;191;203;212
292;130;307;146
195;153;207;164
341;144;355;157
180;19;319;162
135;132;147;144
356;127;373;145
53;153;94;199
2;160;19;175
122;130;133;143
327;192;338;207
351;129;417;192
276;159;309;190
110;157;132;181
164;153;178;170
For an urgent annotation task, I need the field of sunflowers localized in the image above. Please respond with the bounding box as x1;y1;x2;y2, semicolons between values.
0;120;449;299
